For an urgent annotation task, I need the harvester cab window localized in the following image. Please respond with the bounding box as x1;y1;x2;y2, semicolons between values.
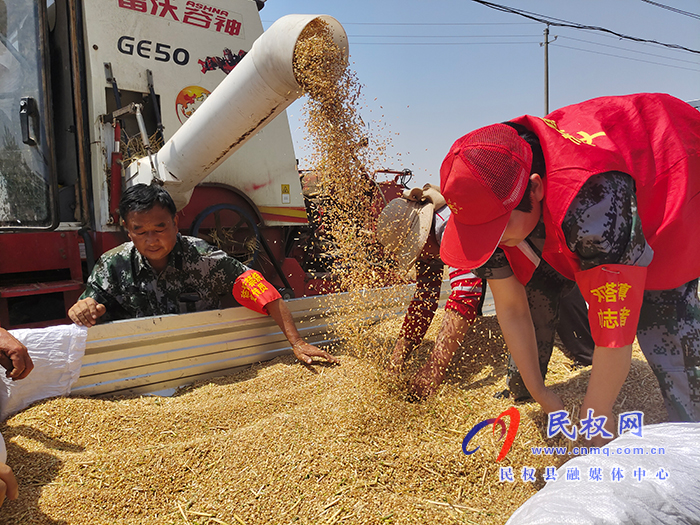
0;0;58;230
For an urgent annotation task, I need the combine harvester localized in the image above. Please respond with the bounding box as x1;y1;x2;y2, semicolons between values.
0;0;437;399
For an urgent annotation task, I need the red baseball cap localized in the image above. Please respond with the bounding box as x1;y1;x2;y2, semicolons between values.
439;123;532;270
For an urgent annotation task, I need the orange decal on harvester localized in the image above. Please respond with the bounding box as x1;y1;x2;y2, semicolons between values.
539;118;606;147
176;85;211;124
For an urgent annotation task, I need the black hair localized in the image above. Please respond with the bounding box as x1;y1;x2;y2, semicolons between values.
502;121;546;213
119;183;177;223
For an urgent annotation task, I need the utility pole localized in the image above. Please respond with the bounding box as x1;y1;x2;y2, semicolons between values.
543;24;550;116
542;24;557;116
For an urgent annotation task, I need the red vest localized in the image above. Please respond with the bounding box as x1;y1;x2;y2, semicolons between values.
511;93;700;290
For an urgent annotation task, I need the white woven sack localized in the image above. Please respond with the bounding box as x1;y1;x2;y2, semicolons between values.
0;324;88;421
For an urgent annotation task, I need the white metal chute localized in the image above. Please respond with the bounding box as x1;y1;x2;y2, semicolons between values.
125;14;348;211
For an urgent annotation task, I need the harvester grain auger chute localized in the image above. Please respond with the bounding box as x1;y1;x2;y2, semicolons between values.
125;14;348;211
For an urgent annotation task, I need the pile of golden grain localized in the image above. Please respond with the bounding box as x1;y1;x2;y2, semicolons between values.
1;314;666;524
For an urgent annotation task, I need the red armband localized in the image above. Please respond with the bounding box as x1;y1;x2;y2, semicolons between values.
232;270;282;316
445;272;483;320
575;264;647;348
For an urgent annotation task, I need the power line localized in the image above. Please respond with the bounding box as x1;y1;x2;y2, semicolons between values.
551;43;700;72
350;34;699;64
561;26;697;56
639;0;700;20
558;35;700;65
264;20;537;27
349;34;539;38
349;33;700;65
470;0;700;54
341;21;536;26
350;41;541;46
346;34;699;71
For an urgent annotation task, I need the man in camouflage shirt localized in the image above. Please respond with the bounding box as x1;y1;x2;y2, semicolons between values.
68;184;337;365
439;94;700;444
77;233;249;321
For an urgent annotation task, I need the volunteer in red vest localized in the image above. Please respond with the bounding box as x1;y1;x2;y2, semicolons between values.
378;184;593;400
439;93;700;441
377;184;486;399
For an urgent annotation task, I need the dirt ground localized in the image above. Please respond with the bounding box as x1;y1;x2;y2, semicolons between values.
0;313;667;525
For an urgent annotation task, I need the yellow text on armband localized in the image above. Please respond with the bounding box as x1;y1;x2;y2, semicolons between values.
597;306;631;329
243;272;263;287
589;282;632;303
243;281;268;298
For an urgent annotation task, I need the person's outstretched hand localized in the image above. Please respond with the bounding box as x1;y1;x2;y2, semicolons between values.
291;340;339;365
0;329;33;380
68;297;106;327
0;463;18;507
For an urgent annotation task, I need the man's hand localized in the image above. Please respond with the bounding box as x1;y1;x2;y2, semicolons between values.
537;387;565;414
68;298;106;327
264;299;339;366
291;340;339;365
408;363;445;399
580;344;633;446
0;329;33;380
388;338;415;377
0;463;18;506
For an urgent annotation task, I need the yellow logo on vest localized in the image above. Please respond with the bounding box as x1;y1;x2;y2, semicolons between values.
540;118;606;147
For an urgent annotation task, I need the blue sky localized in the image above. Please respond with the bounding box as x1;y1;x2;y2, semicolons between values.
261;0;700;187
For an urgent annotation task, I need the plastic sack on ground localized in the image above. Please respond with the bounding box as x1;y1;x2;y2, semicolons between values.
507;423;700;525
0;324;88;421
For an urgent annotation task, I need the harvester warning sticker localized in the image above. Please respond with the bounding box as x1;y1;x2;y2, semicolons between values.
281;184;290;204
